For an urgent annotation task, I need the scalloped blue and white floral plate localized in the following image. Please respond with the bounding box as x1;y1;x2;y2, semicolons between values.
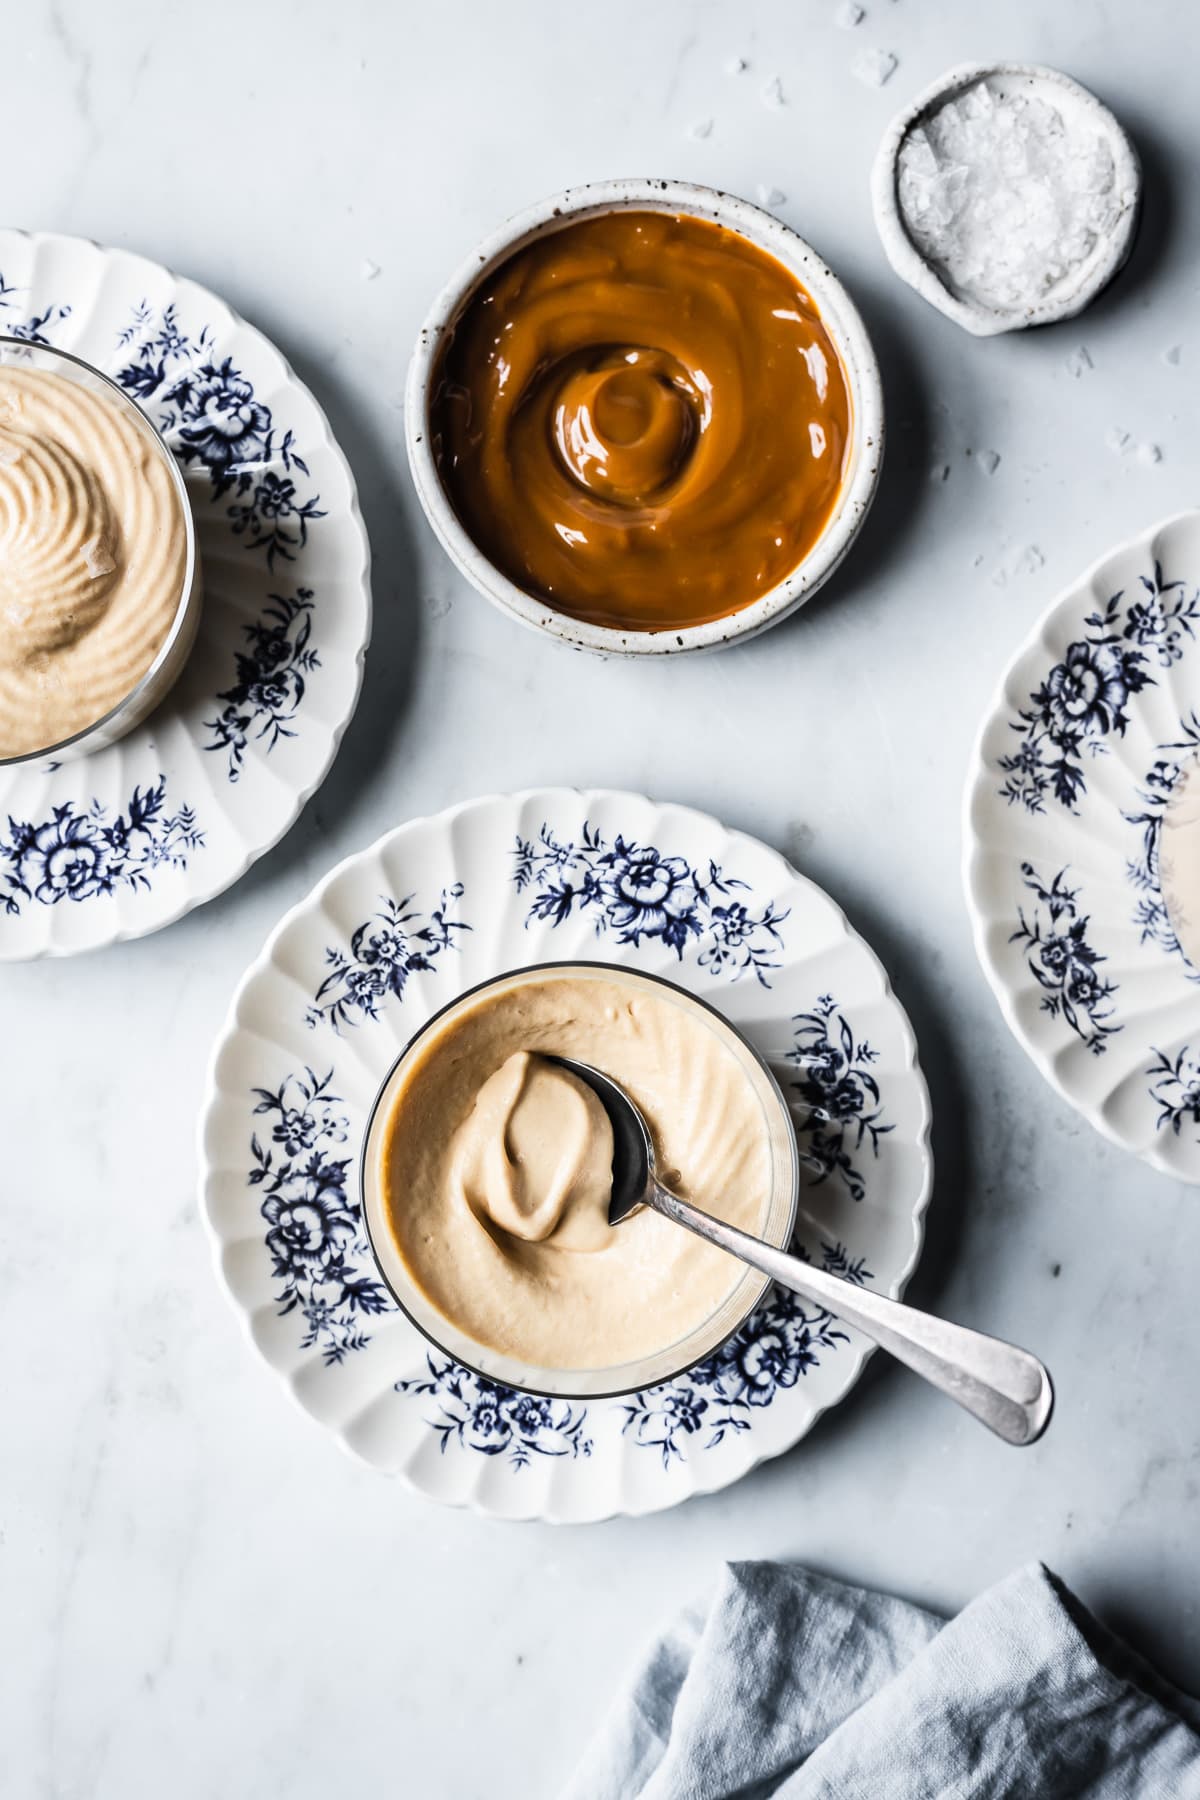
200;790;933;1522
0;230;370;959
965;511;1200;1183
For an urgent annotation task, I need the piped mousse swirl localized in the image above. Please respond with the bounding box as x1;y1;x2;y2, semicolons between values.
0;367;188;758
431;209;852;633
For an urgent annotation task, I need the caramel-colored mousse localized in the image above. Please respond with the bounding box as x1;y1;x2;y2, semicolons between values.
430;210;852;633
376;974;772;1370
0;367;188;758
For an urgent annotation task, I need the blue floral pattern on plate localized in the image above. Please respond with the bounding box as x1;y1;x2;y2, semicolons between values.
620;1241;870;1468
1147;1046;1200;1140
305;885;470;1032
394;1362;593;1468
253;946;888;1469
969;517;1200;1179
204;586;320;782
0;243;364;955
205;792;932;1516
996;567;1199;814
0;269;71;344
249;1066;391;1364
787;995;893;1201
512;821;789;985
1;777;203;915
1123;713;1200;976
115;302;326;565
113;301;328;777
1009;863;1119;1054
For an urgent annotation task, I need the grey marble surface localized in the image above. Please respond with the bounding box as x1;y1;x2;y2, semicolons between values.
3;2;1198;1795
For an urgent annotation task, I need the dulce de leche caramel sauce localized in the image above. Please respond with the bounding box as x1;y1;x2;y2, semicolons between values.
430;210;852;632
377;974;771;1370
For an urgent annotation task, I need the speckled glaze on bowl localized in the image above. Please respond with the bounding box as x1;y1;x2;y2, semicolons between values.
872;63;1142;337
405;179;884;657
359;959;801;1403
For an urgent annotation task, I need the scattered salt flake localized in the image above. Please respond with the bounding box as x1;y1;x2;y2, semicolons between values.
930;462;950;483
81;535;116;579
761;76;786;108
992;543;1044;587
757;185;787;207
1065;346;1093;378
426;592;452;619
360;259;381;281
977;449;1001;476
1164;344;1183;365
835;1;865;25
726;55;748;74
1136;442;1162;466
853;47;897;87
689;118;714;139
972;552;984;567
1104;426;1133;455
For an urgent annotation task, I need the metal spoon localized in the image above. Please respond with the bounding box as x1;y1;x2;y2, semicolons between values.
552;1057;1053;1447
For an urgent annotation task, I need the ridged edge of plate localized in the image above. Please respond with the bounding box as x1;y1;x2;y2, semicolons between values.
0;227;372;960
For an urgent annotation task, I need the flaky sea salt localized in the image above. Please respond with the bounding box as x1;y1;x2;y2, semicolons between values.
761;76;786;108
897;78;1120;314
1065;346;1093;378
1136;441;1162;466
360;259;381;281
854;48;897;88
689;118;714;139
992;543;1045;588
1104;426;1133;455
727;55;748;75
977;449;1001;476
835;2;865;27
1164;344;1182;365
757;184;787;206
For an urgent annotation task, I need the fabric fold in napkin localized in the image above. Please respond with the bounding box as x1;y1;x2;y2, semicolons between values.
564;1561;1200;1798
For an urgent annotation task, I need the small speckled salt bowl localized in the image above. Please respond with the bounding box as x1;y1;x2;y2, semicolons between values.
0;336;202;768
871;62;1142;337
405;179;884;657
360;959;801;1401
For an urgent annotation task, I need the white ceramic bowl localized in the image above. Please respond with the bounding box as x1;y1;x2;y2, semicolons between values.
872;63;1141;337
0;335;202;767
360;959;801;1401
405;179;884;657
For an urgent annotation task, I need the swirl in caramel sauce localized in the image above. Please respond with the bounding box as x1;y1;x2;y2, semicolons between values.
0;367;188;758
431;210;852;632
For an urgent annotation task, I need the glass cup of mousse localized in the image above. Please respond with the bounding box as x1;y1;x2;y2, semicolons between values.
360;960;801;1403
0;336;202;767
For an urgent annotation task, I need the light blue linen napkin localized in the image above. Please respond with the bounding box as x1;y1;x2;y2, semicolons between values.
565;1562;1200;1798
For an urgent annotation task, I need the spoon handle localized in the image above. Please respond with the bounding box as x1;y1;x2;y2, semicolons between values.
650;1186;1053;1446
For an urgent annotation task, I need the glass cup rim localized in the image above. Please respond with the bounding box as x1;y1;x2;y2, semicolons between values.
0;333;199;768
359;957;802;1402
